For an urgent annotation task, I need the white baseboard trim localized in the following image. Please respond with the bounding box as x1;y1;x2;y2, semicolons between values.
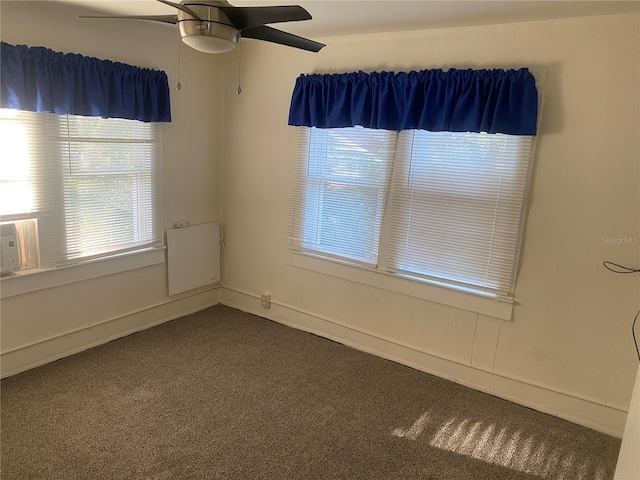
220;286;628;438
1;287;220;379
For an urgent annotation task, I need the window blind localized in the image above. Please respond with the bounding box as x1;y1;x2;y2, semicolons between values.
0;108;59;219
386;130;534;295
0;108;163;269
58;115;163;264
288;127;396;265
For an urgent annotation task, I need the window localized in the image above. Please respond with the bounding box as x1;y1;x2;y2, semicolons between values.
288;126;536;298
0;108;163;272
289;127;396;265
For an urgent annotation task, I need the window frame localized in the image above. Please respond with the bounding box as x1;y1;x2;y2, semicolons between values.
57;114;163;266
289;127;537;306
0;109;165;299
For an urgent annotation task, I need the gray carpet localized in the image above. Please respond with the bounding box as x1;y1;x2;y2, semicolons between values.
1;305;621;479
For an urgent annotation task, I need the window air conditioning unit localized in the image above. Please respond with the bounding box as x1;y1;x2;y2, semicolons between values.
1;223;21;274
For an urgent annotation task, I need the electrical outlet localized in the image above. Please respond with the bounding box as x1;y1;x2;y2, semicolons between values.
261;293;271;309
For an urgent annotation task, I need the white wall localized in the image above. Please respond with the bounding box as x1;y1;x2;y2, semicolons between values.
220;13;640;437
0;1;224;376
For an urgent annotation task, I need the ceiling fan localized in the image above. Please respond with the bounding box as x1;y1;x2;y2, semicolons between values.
80;0;325;53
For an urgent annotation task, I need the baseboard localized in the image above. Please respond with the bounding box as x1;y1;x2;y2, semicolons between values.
220;286;628;438
1;287;220;379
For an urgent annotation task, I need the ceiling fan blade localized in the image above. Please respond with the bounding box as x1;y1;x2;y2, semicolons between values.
156;0;201;20
219;6;311;29
241;25;324;52
79;14;178;24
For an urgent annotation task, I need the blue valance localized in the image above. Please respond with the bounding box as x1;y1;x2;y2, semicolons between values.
289;68;538;135
1;42;171;122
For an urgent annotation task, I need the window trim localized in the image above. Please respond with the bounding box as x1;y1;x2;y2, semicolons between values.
0;246;165;299
291;251;514;321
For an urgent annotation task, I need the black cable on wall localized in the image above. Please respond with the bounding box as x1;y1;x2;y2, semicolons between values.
603;261;640;362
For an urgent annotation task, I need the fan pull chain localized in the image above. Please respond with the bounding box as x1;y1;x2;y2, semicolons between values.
176;49;182;91
236;52;242;95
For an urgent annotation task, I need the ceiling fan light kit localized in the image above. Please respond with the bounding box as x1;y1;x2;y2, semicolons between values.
80;0;325;54
182;32;238;54
177;4;239;53
180;23;240;53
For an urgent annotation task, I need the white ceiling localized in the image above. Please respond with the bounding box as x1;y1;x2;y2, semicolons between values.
58;0;640;38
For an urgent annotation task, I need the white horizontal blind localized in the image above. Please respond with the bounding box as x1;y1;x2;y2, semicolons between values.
0;108;163;268
0;109;60;219
58;115;163;264
386;130;534;295
288;127;396;265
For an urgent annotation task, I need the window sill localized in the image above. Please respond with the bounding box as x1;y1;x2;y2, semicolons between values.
0;247;166;299
291;252;514;321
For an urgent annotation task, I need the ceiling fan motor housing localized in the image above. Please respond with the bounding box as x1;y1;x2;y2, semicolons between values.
178;3;240;53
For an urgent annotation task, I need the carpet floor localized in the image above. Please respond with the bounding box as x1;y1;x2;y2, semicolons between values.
1;305;621;479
